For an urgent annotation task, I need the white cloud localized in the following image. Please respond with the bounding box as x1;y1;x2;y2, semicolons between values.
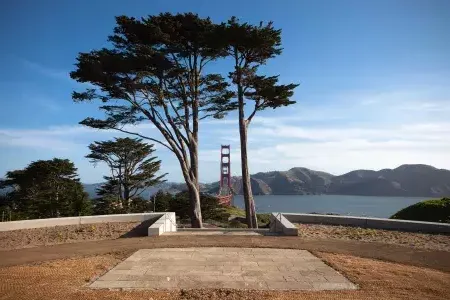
1;85;450;182
0;123;160;151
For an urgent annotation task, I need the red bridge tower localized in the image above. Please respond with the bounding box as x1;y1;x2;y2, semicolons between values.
217;145;233;206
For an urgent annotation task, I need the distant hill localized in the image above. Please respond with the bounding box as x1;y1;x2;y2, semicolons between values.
82;182;189;199
327;164;450;197
206;164;450;197
3;164;450;198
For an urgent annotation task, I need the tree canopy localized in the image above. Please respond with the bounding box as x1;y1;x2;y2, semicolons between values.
71;13;238;227
87;137;166;213
218;17;299;227
70;13;299;227
0;158;91;219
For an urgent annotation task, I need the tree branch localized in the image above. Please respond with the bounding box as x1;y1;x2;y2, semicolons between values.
112;127;173;153
246;100;261;126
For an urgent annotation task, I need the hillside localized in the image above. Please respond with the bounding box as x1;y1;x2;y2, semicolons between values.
82;182;189;199
328;164;450;197
212;164;450;197
3;164;450;198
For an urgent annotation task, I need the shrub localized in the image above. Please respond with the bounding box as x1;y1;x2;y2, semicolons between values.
390;198;450;223
228;219;248;228
257;213;270;227
169;191;227;221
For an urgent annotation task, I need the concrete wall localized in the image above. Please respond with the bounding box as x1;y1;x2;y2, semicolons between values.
0;212;177;236
148;212;177;236
269;213;299;236
282;213;450;234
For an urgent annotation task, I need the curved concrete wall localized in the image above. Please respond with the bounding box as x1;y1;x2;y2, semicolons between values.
0;212;177;236
270;213;450;235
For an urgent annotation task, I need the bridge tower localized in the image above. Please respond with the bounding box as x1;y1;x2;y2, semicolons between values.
218;145;232;205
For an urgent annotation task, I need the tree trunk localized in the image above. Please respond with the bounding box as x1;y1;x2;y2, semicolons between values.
187;181;203;228
123;185;130;213
189;62;202;228
238;87;258;228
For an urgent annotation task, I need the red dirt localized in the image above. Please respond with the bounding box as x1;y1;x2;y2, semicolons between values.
295;223;450;251
0;222;141;251
1;235;450;274
1;252;449;300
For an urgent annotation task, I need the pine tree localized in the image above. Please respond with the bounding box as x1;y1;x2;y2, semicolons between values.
86;138;166;213
220;17;299;228
0;158;89;219
152;190;172;212
71;13;236;227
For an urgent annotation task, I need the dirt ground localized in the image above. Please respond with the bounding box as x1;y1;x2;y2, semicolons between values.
2;235;450;274
2;221;450;253
0;222;141;251
295;223;450;252
0;251;448;300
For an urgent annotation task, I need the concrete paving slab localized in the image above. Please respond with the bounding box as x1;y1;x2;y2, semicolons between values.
90;247;357;291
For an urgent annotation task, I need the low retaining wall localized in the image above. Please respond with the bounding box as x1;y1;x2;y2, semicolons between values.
269;213;299;236
270;213;450;235
177;228;269;234
0;212;177;236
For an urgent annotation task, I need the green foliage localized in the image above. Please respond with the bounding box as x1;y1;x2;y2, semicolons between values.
0;158;90;219
223;206;246;217
218;17;299;228
168;191;227;222
70;13;242;227
256;213;270;227
228;219;248;228
391;198;450;223
168;191;191;220
152;190;172;212
221;17;299;120
129;197;152;213
87;137;166;213
69;184;92;216
93;195;121;215
219;206;270;228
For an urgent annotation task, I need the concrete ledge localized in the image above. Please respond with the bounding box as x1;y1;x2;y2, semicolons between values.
284;214;367;227
148;212;177;236
281;213;450;234
269;213;299;236
0;212;177;236
0;217;81;231
177;228;269;234
79;213;161;224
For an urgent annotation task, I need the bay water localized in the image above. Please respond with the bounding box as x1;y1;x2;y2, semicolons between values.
232;195;428;218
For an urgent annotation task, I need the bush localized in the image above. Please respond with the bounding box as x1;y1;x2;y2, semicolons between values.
228;219;248;228
169;191;227;221
257;213;270;227
390;197;450;223
152;190;172;212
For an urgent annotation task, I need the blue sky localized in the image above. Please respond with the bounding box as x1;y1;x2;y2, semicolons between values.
0;0;449;183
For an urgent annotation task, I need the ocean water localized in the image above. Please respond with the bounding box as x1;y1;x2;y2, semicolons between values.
231;195;428;218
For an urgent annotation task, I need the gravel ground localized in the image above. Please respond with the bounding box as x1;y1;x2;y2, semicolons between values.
0;221;239;251
0;222;141;251
1;221;450;252
295;223;450;251
0;252;448;300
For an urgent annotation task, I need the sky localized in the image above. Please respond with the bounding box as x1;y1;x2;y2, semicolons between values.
0;0;449;183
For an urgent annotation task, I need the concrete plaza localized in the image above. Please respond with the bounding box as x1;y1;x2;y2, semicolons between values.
90;247;357;291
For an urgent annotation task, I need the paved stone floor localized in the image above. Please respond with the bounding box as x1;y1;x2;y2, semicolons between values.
90;247;357;291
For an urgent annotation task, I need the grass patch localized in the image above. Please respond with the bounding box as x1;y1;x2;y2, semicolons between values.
223;206;246;217
189;206;271;228
391;197;450;223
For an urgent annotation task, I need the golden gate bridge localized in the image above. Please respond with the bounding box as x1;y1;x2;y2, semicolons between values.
216;145;233;206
